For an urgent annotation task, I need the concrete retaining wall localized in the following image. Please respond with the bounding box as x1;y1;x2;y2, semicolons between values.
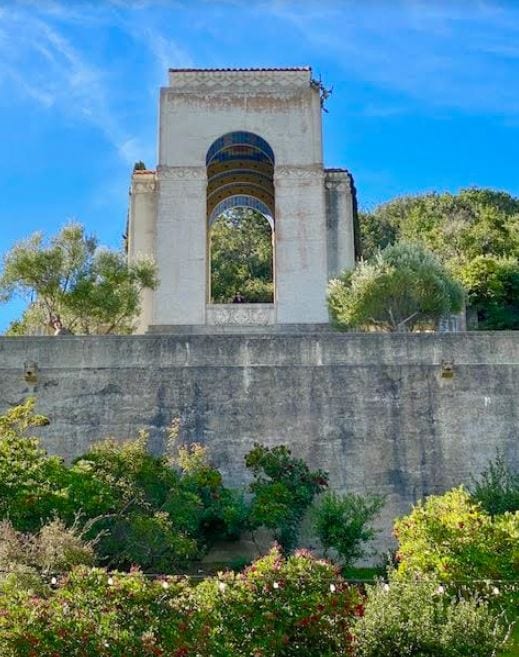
1;332;518;555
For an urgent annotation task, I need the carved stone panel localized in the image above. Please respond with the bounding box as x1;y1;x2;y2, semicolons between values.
206;304;275;325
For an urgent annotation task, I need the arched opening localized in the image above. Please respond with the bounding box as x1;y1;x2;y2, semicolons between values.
206;132;275;304
209;207;274;303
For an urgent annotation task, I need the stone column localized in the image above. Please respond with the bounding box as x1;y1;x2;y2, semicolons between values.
324;169;356;279
153;166;208;325
274;165;329;324
128;172;157;333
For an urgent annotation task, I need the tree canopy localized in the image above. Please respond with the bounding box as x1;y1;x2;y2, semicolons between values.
359;188;519;329
0;223;158;335
328;242;464;332
210;208;273;303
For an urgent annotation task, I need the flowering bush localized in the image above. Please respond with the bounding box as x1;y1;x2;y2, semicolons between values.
0;547;360;657
195;546;361;656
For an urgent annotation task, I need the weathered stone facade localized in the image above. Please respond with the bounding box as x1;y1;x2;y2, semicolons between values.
1;332;518;553
127;68;356;333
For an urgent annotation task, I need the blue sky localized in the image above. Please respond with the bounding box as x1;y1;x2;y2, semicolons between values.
1;0;519;331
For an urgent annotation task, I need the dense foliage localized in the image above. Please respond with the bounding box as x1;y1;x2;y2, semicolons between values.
393;487;519;602
0;223;158;335
312;492;384;566
0;400;66;532
210;208;274;303
353;577;508;657
246;444;329;552
0;547;361;657
0;402;247;571
328;242;464;331
359;188;519;329
0;401;514;655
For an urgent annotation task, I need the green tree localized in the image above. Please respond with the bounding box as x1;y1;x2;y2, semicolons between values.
359;188;519;328
0;223;158;335
210;208;273;303
312;491;384;566
328;242;464;332
456;255;519;329
245;443;328;552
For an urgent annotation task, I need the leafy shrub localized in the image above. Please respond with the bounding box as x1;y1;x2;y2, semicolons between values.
328;242;464;332
195;546;361;656
0;548;360;657
69;434;248;570
245;444;328;552
358;188;519;329
0;402;249;572
0;518;94;575
0;400;67;532
471;451;519;515
353;577;508;657
312;492;384;566
394;487;519;585
0;567;193;657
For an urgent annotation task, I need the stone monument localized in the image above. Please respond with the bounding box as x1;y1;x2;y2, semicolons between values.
127;67;357;333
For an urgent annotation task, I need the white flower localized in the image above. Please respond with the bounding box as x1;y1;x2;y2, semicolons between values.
492;586;500;596
330;583;336;593
383;583;390;593
218;581;226;592
107;577;114;586
162;581;169;590
273;582;280;589
436;585;445;595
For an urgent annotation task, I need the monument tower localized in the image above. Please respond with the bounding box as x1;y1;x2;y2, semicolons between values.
128;67;357;333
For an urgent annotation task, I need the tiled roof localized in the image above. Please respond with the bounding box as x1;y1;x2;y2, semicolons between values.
169;67;311;73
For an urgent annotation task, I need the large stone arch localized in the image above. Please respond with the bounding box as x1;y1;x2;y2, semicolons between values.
206;132;275;305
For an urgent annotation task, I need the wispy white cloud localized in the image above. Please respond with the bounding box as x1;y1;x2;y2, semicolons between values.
0;1;188;165
259;0;519;116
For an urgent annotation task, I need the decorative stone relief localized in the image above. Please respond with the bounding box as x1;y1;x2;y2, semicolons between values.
206;304;275;325
169;70;310;93
274;165;323;180
133;181;157;193
157;166;207;181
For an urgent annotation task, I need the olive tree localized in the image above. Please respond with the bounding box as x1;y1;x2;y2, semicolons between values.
327;242;464;332
0;223;157;335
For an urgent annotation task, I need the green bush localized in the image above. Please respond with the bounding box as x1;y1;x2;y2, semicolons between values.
0;547;361;657
245;444;328;552
312;492;384;566
327;242;464;332
394;487;519;587
0;402;249;572
0;400;67;532
354;577;509;657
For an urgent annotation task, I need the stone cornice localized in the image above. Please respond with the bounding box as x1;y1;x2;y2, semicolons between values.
324;169;353;193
